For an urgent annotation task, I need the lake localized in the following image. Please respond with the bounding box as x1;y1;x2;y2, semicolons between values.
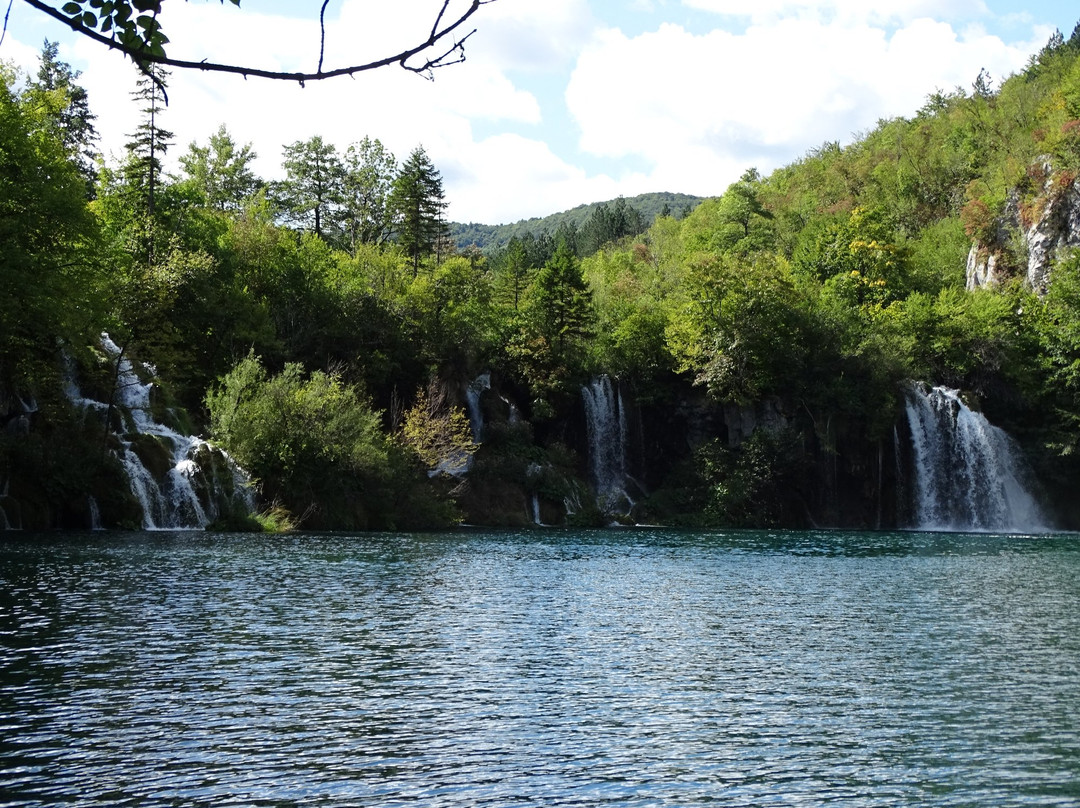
1;528;1079;806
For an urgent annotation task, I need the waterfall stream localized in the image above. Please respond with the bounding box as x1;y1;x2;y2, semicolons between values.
66;335;255;530
465;372;491;442
904;384;1046;532
582;376;634;516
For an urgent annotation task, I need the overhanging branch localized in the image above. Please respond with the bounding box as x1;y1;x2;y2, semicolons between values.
20;0;493;84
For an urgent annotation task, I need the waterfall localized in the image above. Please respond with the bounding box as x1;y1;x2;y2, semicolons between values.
903;384;1046;532
465;371;491;441
0;478;13;530
67;335;255;530
88;496;102;531
582;376;633;515
531;493;543;526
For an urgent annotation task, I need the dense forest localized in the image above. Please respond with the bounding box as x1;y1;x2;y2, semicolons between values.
449;192;704;252
5;24;1080;532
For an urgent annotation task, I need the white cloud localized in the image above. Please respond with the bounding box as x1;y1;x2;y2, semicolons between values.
0;0;1066;223
54;1;548;213
442;133;637;223
566;14;1040;200
682;0;989;26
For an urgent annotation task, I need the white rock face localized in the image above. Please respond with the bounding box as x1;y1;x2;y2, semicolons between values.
965;245;1000;290
1023;172;1080;293
966;164;1080;294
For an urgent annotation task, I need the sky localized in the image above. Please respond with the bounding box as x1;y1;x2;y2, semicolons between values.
1;0;1078;224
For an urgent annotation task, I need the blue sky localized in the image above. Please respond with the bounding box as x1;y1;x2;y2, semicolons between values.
1;0;1077;223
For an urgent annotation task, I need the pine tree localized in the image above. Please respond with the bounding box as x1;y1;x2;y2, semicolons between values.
25;41;98;194
532;237;592;355
390;145;449;275
123;63;172;220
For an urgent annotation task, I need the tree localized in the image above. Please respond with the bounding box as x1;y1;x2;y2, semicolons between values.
0;64;100;393
22;40;98;192
205;352;389;527
390;145;449;274
399;378;476;473
578;198;644;256
21;0;497;87
278;135;344;241
123;62;171;220
341;137;396;251
178;124;260;211
493;236;532;311
509;237;594;402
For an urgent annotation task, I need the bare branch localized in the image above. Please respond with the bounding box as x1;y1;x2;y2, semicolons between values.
0;0;14;49
430;0;451;41
317;0;330;75
19;0;495;85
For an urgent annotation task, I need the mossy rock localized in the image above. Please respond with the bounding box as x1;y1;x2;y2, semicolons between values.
127;433;175;481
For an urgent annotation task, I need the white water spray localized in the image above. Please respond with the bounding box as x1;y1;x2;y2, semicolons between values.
66;335;254;529
904;384;1046;532
582;376;634;516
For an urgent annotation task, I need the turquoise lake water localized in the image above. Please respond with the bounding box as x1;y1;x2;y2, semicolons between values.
1;528;1079;806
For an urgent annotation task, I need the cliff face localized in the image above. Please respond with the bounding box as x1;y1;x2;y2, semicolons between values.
967;164;1080;293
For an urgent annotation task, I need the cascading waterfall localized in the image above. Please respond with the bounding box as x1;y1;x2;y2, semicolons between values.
582;376;633;515
904;384;1046;532
67;335;255;530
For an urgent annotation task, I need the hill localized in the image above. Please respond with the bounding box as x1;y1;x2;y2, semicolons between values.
450;191;705;251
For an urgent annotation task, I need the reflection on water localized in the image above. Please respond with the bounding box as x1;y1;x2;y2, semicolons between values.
2;529;1079;806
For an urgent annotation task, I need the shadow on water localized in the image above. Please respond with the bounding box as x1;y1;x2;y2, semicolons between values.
4;525;1077;561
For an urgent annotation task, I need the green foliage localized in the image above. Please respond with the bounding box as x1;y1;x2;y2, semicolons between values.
206;353;425;529
123;63;171;223
699;428;807;527
1037;252;1080;414
399;380;476;472
23;41;98;191
14;30;1080;530
509;239;594;402
277;135;344;240
58;0;240;63
178;124;260;211
577;198;645;255
342;137;396;250
0;65;102;393
449;192;704;252
679;253;814;404
390;145;449;273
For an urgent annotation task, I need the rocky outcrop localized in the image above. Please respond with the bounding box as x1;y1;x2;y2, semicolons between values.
722;397;789;447
965;245;1002;289
1020;166;1080;293
967;160;1080;294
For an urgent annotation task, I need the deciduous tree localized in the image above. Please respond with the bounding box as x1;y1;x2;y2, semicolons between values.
278;135;344;241
342;137;396;251
179;124;261;211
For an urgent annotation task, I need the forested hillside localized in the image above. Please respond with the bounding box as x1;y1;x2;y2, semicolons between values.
4;24;1080;531
450;192;704;252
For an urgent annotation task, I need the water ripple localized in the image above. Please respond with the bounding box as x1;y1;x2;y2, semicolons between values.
1;529;1079;806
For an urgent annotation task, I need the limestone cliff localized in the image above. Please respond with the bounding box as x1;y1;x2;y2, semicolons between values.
967;161;1080;293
